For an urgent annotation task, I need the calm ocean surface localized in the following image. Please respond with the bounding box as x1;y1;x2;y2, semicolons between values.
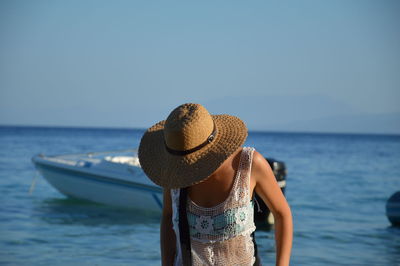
0;126;399;266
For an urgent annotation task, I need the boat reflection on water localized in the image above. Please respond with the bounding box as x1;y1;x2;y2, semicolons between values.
34;197;161;226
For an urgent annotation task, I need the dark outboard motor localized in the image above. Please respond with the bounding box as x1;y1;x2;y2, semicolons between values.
254;158;287;229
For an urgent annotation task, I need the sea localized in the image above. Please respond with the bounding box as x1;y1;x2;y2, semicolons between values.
0;126;399;266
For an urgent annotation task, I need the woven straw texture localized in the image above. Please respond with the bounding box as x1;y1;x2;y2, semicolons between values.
138;104;248;189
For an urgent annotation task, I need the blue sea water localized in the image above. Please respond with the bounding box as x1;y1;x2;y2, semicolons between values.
0;126;400;266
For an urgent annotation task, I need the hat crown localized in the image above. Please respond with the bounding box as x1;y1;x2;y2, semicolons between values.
164;103;214;152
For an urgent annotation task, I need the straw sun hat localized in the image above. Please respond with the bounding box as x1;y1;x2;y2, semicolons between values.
138;103;248;189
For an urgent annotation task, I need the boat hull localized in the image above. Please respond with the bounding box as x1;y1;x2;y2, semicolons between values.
33;158;163;213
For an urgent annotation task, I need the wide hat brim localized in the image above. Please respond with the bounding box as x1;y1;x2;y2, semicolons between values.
138;114;248;189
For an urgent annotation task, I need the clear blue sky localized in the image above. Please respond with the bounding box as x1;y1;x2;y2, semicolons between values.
1;0;399;134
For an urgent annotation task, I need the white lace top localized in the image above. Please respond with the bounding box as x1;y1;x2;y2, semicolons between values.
171;147;257;266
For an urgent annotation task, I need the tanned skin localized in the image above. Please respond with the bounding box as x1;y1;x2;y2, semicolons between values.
160;147;293;266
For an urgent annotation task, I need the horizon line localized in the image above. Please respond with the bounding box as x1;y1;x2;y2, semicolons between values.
1;124;399;137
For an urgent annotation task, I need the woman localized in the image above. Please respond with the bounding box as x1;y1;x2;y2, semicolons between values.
138;103;292;266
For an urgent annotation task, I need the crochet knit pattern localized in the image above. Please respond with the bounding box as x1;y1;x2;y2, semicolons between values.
171;147;257;265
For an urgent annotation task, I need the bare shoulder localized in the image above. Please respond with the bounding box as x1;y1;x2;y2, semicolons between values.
252;150;267;166
251;150;274;181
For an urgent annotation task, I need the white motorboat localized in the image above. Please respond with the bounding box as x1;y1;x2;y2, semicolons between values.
32;149;163;213
32;149;287;225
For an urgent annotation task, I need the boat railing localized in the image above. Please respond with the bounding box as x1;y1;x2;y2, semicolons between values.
50;148;138;160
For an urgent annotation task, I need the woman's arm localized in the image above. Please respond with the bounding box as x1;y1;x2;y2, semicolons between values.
160;189;176;266
251;151;293;266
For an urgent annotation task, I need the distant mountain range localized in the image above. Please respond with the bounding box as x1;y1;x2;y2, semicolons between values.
204;94;400;135
264;112;400;134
